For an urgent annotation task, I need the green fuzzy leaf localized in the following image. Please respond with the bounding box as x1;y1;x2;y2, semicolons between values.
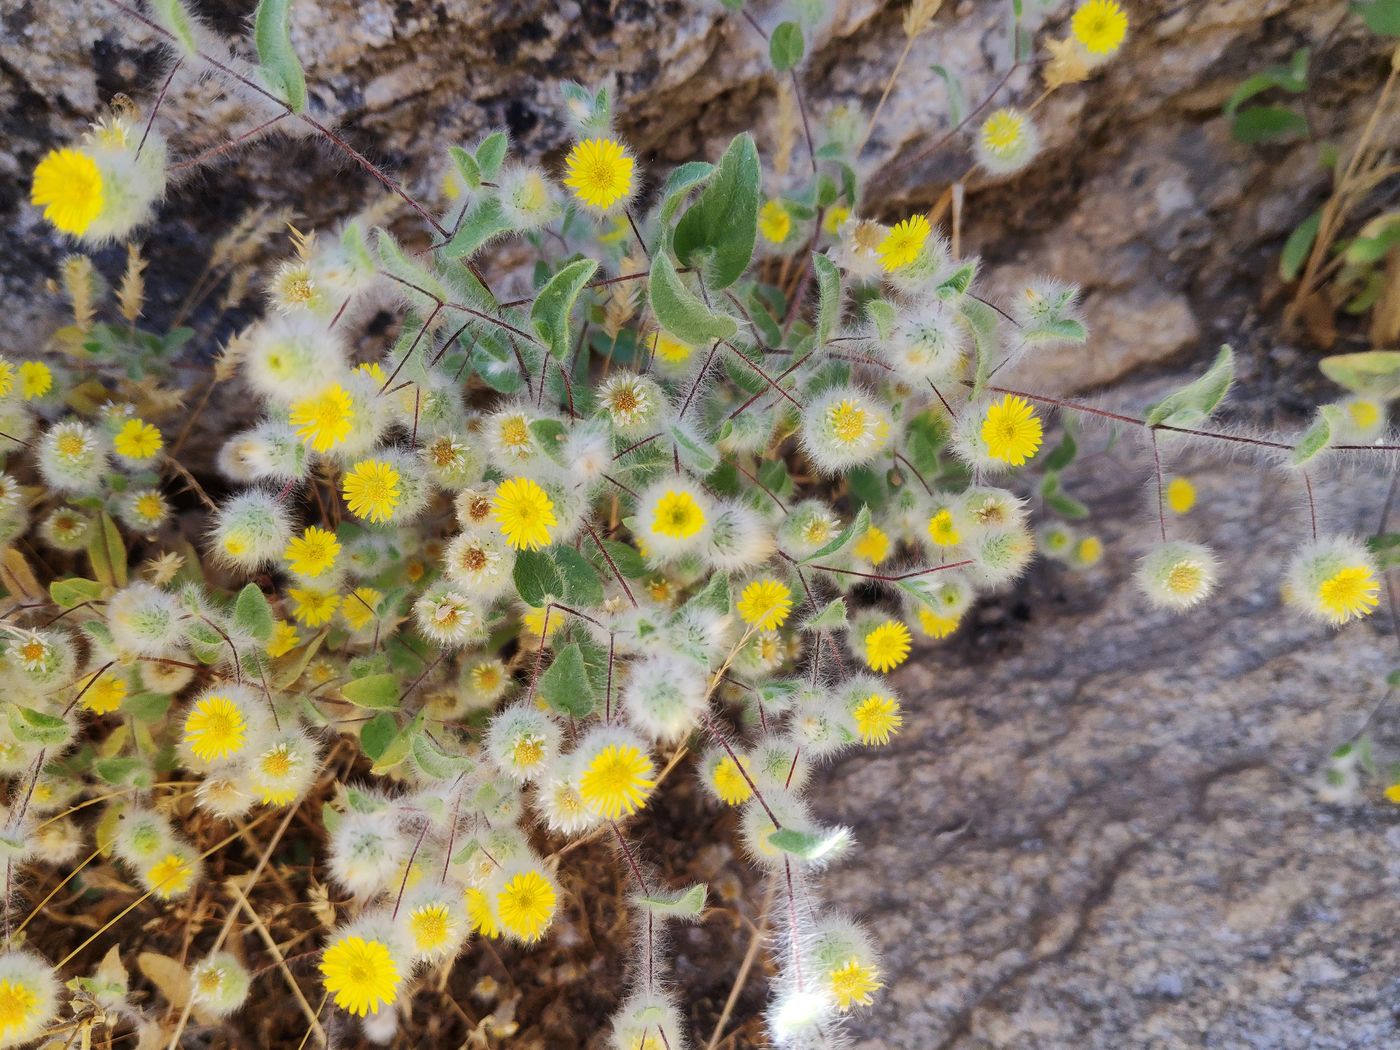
8;705;69;747
529;418;569;464
94;756;150;788
648;253;738;345
673;132;761;290
514;549;565;608
801;506;871;564
50;577;104;610
554;546;605;607
442;197;512;259
769;21;805;71
538;643;595;717
685;572;732;618
1354;0;1400;35
668;423;720;475
412;731;474;780
370;712;423;775
865;299;897;341
1231;105;1307;144
253;0;307;113
594;540;647;579
125;691;172;722
1023;317;1088;345
1145;345;1234;428
1042;429;1077;472
232;583;274;643
635;883;707;918
801;597;848;632
87;512;127;589
1291;404;1343;467
813;253;841;347
359;712;398;763
150;0;199;55
935;261;977;299
531;259;598;360
475;131;509;180
1319;350;1400;397
447;146;482;192
1224;49;1309;115
931;64;966;125
654;161;715;246
341;673;401;710
767;825;850;860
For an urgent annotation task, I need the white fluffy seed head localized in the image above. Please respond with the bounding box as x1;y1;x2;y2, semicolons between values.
1135;540;1219;611
209;490;293;569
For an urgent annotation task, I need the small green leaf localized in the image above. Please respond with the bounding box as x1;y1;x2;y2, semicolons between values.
654;162;715;243
1145;345;1234;428
359;712;398;763
475;131;509;180
1291;404;1342;467
554;546;605;607
801;597;848;632
94;756;150;788
1280;210;1320;282
668;424;720;475
801;506;871;564
86;512;127;589
673;132;761;290
865;299;897;341
1231;105;1308;144
370;712;423;775
685;572;731;618
931;64;965;125
442;197;512;259
813;253;841;347
232;583;274;643
50;578;104;610
531;259;599;360
126;691;172;722
596;540;647;579
769;21;805;71
341;673;401;710
1224;48;1309;115
514;549;566;608
253;0;307;113
150;0;199;55
1319;350;1400;397
1355;0;1400;35
635;883;707;918
648;253;738;345
8;704;70;747
1042;429;1077;472
538;643;595;717
447;146;482;192
412;731;474;780
1368;532;1400;570
767;825;851;861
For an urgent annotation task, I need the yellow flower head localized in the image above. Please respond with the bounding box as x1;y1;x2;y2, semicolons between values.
853;693;903;746
981;394;1043;466
927;508;961;547
862;620;911;673
31;148;104;235
114;418;163;460
823;204;851;235
759;199;792;244
0;361;13;399
465;888;500;938
147;853;195;899
1349;399;1381;431
290;384;355;453
497;870;558;942
184;694;248;762
917;607;960;639
18;362;52;401
288;585;341;628
829;399;870;445
579;742;655;818
1166;477;1196;515
830;957;883;1011
1076;535;1104;566
652;489;705;540
255;742;304;806
493;476;557;551
563;137;635;210
980;108;1029;157
408;903;456;954
320;935;400;1017
284;525;341;577
0;977;41;1040
652;331;694;365
1071;0;1128;56
853;525;891;566
877;215;931;272
342;459;400;524
342;587;383;632
738;578;794;631
266;620;302;658
711;755;753;806
130;490;169;528
1317;565;1380;624
80;670;127;715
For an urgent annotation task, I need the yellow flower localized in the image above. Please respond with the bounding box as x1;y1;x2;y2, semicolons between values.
284;525;341;577
493;476;557;551
0;361;13;398
652;331;694;365
579;743;655;818
18;362;52;400
0;978;39;1040
1317;565;1380;624
916;607;960;639
823;205;851;235
877;215;931;272
147;853;195;899
652;490;705;539
342;459;400;524
853;526;891;566
711;755;753;806
184;694;248;762
497;870;557;942
829;399;869;444
1071;0;1128;56
288;585;341;628
738;578;794;631
1385;783;1400;804
853;693;902;746
255;743;304;806
80;670;127;715
409;903;456;954
927;509;961;547
830;958;882;1011
131;490;169;527
862;620;911;673
342;587;383;632
290;384;355;453
522;606;564;639
1349;399;1381;430
1166;477;1195;515
981;394;1043;466
31;147;104;235
320;935;400;1017
759;200;792;244
113;418;163;460
563;137;635;210
465;888;500;938
266;620;301;658
1076;535;1104;566
980;108;1029;157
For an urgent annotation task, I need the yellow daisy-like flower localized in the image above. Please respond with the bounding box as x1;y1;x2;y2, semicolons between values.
1317;565;1380;624
981;394;1043;466
342;587;383;633
31;147;104;235
80;670;127;715
493;476;557;551
147;853;195;898
853;693;903;746
0;978;40;1040
652;331;694;365
266;620;301;658
184;694;248;762
522;606;564;639
711;755;753;806
18;362;52;401
342;459;400;524
980;108;1029;159
927;509;961;547
1166;477;1195;515
563;137;635;210
823;204;851;235
497;871;558;942
829;399;869;444
917;607;960;639
0;361;14;398
255;743;302;806
1349;399;1381;431
876;215;931;272
1076;535;1104;566
409;903;456;954
759;200;792;244
853;526;891;566
652;490;705;540
737;578;794;631
1385;783;1400;804
130;490;169;527
1071;0;1128;56
320;935;400;1017
862;620;911;673
830;958;883;1011
465;888;500;938
290;384;355;453
284;525;340;577
580;743;656;818
288;585;341;628
113;418;163;460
